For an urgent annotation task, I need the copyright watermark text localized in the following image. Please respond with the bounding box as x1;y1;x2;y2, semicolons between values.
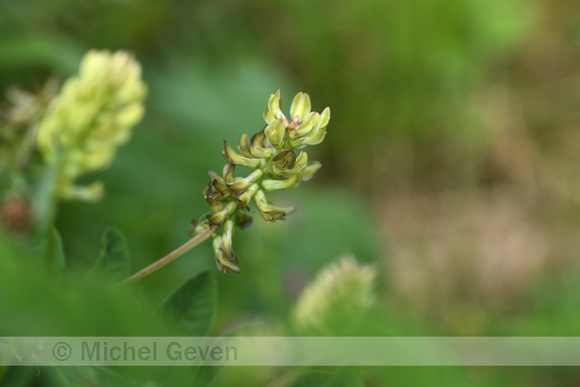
4;337;580;366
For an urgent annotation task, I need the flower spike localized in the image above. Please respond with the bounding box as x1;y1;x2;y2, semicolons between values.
197;90;330;273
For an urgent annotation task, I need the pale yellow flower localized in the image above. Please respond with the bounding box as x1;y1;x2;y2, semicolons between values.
36;50;147;201
198;90;330;274
293;255;376;332
263;89;330;149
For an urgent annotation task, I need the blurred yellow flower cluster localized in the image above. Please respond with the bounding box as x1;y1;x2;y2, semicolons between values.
196;90;330;273
293;255;376;332
36;50;147;201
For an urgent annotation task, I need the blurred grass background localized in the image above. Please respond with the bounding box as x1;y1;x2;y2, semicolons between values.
3;0;580;384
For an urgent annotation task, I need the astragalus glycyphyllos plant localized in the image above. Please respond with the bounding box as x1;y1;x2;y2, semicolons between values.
0;49;146;271
121;90;330;284
3;49;330;283
36;50;147;202
198;90;330;273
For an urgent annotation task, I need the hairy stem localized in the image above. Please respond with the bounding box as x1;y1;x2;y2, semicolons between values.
117;226;217;287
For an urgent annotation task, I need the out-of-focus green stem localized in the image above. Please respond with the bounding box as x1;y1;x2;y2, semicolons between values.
33;162;60;274
116;226;217;287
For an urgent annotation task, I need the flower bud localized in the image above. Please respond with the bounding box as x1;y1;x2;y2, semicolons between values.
237;133;254;158
297;161;322;181
291;112;319;140
223;163;235;184
261;174;300;191
236;183;259;210
207;171;230;197
189;219;210;236
250;130;268;149
288;151;308;175
290;92;311;122
205;201;236;226
213;236;240;274
264;118;287;148
289;106;329;148
227;169;263;195
317;107;331;130
221;219;235;258
300;126;326;146
238;133;273;159
254;190;296;222
212;178;230;197
223;141;262;168
204;182;224;212
272;150;296;170
272;150;308;176
263;107;276;125
267;89;283;122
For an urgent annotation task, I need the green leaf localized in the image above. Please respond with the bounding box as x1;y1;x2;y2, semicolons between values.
0;243;197;383
161;271;217;336
100;227;131;276
88;227;131;280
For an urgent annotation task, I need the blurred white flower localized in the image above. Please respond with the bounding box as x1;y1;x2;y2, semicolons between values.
293;254;376;332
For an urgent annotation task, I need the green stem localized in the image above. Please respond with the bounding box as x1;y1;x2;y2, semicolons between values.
33;163;60;274
116;225;217;287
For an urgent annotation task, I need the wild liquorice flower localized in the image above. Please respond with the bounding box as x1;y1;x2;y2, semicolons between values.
36;50;147;201
193;90;330;274
292;255;376;332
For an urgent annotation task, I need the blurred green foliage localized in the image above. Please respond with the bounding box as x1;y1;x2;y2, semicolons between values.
3;0;580;385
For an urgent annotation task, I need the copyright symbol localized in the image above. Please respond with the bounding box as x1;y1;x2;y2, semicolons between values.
52;342;72;361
